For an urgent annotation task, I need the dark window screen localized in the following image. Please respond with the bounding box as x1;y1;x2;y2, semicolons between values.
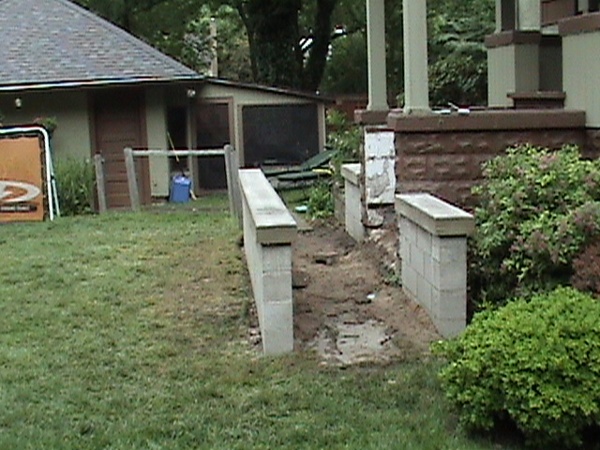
242;104;319;167
196;102;230;189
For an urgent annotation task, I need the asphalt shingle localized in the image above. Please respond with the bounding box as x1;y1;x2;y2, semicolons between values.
0;0;199;87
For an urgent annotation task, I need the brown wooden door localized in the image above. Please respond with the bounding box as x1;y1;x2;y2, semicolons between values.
93;90;150;209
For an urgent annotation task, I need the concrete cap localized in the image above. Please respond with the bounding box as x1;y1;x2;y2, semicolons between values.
239;169;297;244
341;163;361;185
396;193;475;236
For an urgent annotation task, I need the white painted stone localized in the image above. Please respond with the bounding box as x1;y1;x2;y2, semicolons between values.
344;167;365;242
365;129;395;159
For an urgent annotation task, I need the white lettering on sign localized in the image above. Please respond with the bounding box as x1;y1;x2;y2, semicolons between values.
0;180;42;203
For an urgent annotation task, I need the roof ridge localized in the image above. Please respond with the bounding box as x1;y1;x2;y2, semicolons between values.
55;0;196;75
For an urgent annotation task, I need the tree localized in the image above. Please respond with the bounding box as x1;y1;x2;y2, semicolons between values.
219;0;339;91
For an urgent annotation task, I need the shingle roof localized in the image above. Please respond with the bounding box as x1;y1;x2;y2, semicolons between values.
0;0;200;89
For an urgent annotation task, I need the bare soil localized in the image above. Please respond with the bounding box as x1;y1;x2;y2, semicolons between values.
291;220;440;365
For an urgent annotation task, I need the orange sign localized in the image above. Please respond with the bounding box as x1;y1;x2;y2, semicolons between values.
0;136;45;222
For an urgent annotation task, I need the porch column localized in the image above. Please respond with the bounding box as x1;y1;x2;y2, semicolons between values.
366;0;389;111
403;0;430;114
517;0;541;31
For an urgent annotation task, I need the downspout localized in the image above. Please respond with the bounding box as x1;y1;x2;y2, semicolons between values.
0;126;58;220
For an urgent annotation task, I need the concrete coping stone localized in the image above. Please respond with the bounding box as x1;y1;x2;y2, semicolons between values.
239;169;297;245
396;193;475;237
341;163;361;186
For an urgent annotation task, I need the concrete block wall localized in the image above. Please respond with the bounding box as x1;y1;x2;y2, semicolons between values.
341;163;364;242
396;193;474;338
239;169;297;355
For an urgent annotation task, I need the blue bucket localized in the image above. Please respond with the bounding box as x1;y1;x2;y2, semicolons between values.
169;175;192;203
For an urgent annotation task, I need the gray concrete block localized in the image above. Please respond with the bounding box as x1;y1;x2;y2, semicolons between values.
262;246;292;273
261;301;294;355
262;271;293;303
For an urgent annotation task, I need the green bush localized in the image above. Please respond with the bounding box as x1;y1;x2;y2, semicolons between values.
435;287;600;448
326;109;361;183
469;144;600;306
54;157;95;216
307;180;334;219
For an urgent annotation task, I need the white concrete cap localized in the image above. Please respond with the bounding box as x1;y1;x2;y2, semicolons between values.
341;163;361;185
239;169;297;244
396;193;475;236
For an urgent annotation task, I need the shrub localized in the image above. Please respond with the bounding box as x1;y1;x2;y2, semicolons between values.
571;238;600;297
307;180;334;219
325;109;361;183
469;144;600;307
435;287;600;448
54;157;95;216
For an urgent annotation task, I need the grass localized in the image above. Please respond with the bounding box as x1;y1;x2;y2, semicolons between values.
0;197;518;449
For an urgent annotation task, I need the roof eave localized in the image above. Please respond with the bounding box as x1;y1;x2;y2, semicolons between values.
0;75;204;93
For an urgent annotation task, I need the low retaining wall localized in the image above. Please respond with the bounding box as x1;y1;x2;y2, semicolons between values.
239;169;297;355
396;193;474;338
341;163;364;242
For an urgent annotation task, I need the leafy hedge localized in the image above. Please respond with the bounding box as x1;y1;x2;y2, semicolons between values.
55;157;96;216
435;287;600;448
469;144;600;307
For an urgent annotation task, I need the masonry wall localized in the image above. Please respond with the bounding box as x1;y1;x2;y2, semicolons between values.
389;110;597;208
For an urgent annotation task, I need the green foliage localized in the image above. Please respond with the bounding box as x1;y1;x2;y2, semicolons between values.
321;32;367;94
307;179;334;219
435;287;600;448
326;109;361;182
428;7;494;106
470;144;600;306
55;158;96;216
571;238;600;297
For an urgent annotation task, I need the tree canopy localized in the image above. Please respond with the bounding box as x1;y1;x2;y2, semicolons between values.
75;0;495;105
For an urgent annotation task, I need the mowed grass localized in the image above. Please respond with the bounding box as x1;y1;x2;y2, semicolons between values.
0;196;516;450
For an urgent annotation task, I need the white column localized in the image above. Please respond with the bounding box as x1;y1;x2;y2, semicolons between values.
517;0;541;31
366;0;389;111
403;0;430;114
495;0;503;32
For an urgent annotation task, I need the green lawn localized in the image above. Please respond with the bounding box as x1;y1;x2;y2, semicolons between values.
0;197;517;449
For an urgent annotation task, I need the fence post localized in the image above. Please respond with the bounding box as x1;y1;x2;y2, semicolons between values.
124;147;140;212
93;154;107;214
224;145;242;226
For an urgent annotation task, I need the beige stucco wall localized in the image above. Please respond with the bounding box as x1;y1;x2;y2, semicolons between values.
563;31;600;127
487;44;539;107
144;88;170;196
0;90;91;160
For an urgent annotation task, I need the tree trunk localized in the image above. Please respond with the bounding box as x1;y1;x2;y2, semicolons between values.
302;0;337;91
239;0;303;89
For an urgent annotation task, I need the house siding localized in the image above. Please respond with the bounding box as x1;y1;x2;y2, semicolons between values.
0;90;91;160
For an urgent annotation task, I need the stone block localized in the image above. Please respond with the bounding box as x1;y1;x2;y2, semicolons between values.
261;301;294;355
262;271;293;304
365;158;395;204
365;129;395;159
435;318;466;339
262;246;292;273
431;236;467;263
